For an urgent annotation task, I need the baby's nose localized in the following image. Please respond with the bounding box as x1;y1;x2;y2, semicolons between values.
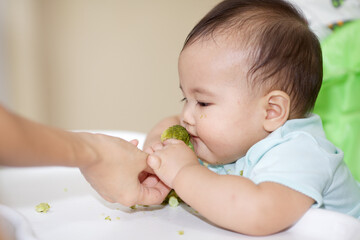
181;105;195;127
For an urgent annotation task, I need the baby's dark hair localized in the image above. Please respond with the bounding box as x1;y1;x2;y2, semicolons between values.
183;0;322;118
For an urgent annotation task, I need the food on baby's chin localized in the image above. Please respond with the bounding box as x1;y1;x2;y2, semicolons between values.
35;203;50;213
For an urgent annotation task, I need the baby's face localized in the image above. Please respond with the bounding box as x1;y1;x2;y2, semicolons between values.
178;38;268;165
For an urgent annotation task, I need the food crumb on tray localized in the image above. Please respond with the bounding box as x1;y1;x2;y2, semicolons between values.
35;203;50;213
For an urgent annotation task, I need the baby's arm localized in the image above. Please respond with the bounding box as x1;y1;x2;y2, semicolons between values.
148;140;314;236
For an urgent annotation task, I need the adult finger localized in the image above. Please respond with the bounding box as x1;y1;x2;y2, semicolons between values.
137;181;171;205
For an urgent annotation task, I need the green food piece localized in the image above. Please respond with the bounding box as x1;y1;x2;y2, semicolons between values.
161;125;190;146
161;124;195;151
168;196;179;207
105;216;111;221
35;203;50;213
188;141;194;151
178;230;184;235
161;125;194;150
129;204;150;209
162;189;182;206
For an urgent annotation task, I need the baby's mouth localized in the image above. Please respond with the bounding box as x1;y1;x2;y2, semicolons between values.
186;129;199;142
190;134;200;143
188;132;197;139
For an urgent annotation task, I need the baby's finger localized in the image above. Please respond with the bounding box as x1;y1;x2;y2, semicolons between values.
144;146;155;154
163;138;184;145
147;155;161;171
152;142;164;151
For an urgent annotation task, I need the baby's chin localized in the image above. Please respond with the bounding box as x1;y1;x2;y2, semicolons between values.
198;153;241;166
198;156;228;166
194;143;239;165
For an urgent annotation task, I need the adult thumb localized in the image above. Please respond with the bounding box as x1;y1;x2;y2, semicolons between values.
147;155;161;171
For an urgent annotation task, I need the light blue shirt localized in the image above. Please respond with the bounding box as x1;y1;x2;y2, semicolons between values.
201;114;360;219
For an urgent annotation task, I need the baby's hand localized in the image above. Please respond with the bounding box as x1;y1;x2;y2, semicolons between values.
143;141;163;155
147;139;198;188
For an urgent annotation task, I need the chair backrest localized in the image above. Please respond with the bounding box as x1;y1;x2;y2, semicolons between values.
314;20;360;181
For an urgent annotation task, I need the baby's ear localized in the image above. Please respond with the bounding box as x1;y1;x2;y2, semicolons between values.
262;90;290;132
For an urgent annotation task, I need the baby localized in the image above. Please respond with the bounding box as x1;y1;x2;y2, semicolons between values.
143;0;360;236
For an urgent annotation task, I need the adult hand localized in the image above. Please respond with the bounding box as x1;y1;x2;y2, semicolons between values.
0;105;170;206
77;132;169;206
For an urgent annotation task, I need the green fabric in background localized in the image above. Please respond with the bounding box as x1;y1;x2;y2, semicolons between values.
314;20;360;181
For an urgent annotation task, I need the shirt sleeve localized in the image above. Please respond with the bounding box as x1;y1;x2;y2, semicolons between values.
249;132;339;208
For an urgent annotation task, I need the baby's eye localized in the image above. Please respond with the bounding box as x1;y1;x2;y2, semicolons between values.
180;97;187;103
198;101;210;107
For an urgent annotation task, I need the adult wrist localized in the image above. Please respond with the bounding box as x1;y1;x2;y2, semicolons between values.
71;132;99;169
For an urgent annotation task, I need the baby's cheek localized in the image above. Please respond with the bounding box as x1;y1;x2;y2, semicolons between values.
207;136;239;163
195;141;219;164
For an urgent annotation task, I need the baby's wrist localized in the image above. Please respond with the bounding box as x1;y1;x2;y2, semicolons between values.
172;163;201;190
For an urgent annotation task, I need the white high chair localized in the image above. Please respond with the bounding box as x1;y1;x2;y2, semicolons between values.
1;130;359;240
